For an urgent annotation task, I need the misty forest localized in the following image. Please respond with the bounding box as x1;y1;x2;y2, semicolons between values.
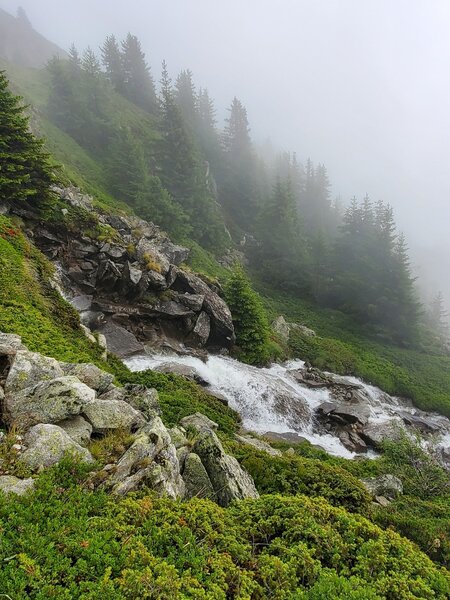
0;3;449;599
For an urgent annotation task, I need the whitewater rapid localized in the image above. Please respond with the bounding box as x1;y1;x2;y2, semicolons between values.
125;353;450;459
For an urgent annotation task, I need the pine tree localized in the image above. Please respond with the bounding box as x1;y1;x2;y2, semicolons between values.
121;34;157;113
175;69;197;128
101;35;124;92
82;47;101;77
0;71;55;204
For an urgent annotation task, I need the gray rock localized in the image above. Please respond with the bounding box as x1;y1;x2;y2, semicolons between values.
0;332;24;355
83;399;146;434
123;261;143;287
338;430;367;453
193;429;259;507
71;295;93;312
290;323;317;338
271;315;290;343
60;363;114;394
57;415;93;446
188;312;211;347
5;350;64;394
157;241;190;266
178;293;205;312
361;421;403;447
360;474;403;499
331;404;370;426
169;426;188;449
0;475;35;496
99;385;160;420
97;322;145;358
155;362;208;385
180;412;218;433
20;424;93;470
182;452;215;499
5;376;96;429
235;434;282;457
136;239;170;275
106;417;184;498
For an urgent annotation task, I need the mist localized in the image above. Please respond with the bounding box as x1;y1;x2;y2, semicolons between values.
2;0;450;306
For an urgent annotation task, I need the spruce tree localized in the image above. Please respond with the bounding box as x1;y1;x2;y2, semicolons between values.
0;71;55;204
81;47;101;77
121;34;157;113
175;69;198;128
101;35;124;92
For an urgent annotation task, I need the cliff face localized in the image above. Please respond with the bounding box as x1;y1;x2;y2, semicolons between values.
0;8;67;68
3;186;235;357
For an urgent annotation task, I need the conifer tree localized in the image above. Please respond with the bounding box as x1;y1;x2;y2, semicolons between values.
68;44;81;72
0;71;55;204
225;265;270;365
430;291;449;340
175;69;197;128
101;35;124;92
121;34;157;113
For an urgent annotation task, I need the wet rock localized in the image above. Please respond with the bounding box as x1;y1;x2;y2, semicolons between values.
331;404;370;426
182;452;215;499
5;350;64;394
60;363;114;394
5;376;96;429
338;430;367;453
0;475;35;496
360;474;403;499
83;399;145;434
263;431;313;445
193;429;259;507
20;424;93;470
180;413;218;433
203;388;229;406
235;434;282;457
57;415;93;446
399;412;441;433
154;363;208;385
273;390;311;429
97;322;145;358
361;421;403;447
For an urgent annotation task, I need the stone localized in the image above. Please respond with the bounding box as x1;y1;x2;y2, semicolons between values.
338;431;367;453
360;474;403;499
136;239;170;275
100;385;160;420
80;324;96;344
0;332;24;355
57;415;93;446
123;261;143;287
0;475;35;496
235;434;282;457
180;413;218;433
178;293;205;312
5;350;64;394
271;315;290;343
20;424;93;470
188;312;211;347
154;363;208;385
375;495;391;507
361;421;403;447
71;295;93;312
60;363;114;394
5;376;96;429
193;429;259;507
331;404;370;426
97;322;145;358
106;417;184;498
157;241;190;266
83;399;146;434
273;390;311;429
399;412;441;433
182;452;215;500
169;426;188;449
290;323;317;338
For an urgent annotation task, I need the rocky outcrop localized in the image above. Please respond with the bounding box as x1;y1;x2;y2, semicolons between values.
5;376;96;429
235;434;282;457
360;474;403;500
82;399;145;434
194;429;259;507
272;315;316;343
58;415;93;446
19;424;94;470
182;452;215;499
180;413;218;432
21;186;235;352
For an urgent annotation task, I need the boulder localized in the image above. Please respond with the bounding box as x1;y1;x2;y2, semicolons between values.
60;363;114;394
123;261;143;288
338;430;367;453
0;475;35;496
360;474;403;499
20;424;93;470
290;323;316;338
180;413;218;433
97;322;145;358
83;399;145;434
169;426;188;449
0;332;24;355
157;241;190;266
5;376;96;429
399;412;441;433
331;404;370;427
122;384;160;419
178;293;205;312
71;295;93;312
193;429;259;507
188;312;211;347
182;452;215;499
106;417;184;498
5;350;64;394
57;415;93;446
271;316;290;343
273;390;311;429
136;239;170;275
154;363;208;385
235;434;282;457
361;421;403;447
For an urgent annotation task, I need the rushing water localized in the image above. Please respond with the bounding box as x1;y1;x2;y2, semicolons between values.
125;353;450;459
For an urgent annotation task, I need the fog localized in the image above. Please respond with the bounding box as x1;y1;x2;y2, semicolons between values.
2;0;449;305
